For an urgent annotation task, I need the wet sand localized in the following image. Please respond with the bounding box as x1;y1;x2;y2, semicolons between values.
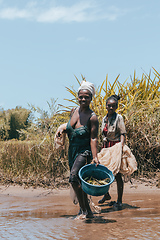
0;179;160;239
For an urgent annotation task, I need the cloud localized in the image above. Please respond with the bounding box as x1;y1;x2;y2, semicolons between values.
0;1;126;23
37;2;94;23
0;8;31;20
77;36;89;42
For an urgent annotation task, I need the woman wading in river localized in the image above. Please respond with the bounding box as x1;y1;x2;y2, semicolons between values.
56;81;99;219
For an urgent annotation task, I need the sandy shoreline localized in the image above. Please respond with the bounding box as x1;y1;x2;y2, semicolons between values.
0;177;159;198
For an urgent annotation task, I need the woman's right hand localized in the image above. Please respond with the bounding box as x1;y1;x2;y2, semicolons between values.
56;128;63;138
56;123;67;137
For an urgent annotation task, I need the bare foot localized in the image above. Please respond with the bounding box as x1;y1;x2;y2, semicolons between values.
86;211;94;219
74;213;86;220
113;201;122;211
98;192;111;204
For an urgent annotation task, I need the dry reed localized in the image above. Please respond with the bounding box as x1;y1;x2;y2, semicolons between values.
0;140;69;188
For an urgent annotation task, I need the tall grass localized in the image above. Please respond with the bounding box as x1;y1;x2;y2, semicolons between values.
0;139;69;187
0;99;70;187
64;68;160;175
125;101;160;175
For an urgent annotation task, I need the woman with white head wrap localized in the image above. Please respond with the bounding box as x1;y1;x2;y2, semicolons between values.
78;81;96;97
56;80;99;219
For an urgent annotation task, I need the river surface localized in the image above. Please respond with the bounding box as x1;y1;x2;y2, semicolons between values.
0;186;160;240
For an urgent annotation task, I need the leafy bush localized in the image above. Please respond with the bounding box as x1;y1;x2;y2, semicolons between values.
0;106;31;140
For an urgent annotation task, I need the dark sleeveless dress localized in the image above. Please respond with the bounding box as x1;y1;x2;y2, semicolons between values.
66;113;94;170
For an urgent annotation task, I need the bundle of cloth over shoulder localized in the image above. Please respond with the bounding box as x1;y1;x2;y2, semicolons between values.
54;127;66;150
97;142;137;177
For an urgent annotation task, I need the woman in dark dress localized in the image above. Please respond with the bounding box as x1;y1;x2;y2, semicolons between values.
56;81;99;219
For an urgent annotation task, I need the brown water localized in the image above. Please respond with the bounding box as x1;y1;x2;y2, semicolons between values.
0;188;160;240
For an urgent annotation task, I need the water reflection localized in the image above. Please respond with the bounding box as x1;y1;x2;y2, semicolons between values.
0;191;160;239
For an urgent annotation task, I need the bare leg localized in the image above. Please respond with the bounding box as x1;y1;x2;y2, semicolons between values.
115;172;123;203
71;182;86;213
111;172;123;210
82;191;94;218
69;153;93;218
98;192;111;204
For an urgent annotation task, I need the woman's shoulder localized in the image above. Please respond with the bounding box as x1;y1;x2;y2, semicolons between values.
89;111;98;123
90;110;98;118
102;115;107;123
116;113;124;119
116;113;125;125
70;107;78;117
90;110;96;117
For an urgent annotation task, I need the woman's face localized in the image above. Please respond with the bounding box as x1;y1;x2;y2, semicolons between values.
78;90;92;107
106;99;117;116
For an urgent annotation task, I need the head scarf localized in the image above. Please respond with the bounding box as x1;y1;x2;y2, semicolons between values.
78;81;95;97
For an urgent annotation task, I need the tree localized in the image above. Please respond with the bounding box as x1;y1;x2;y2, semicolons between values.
0;107;31;140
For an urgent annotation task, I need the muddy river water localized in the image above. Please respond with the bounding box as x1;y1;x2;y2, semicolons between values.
0;183;160;240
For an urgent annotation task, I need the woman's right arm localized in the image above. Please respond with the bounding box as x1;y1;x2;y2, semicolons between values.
56;107;76;137
56;123;67;137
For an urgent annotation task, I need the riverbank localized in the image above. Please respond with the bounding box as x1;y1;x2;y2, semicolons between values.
0;175;159;197
0;177;160;239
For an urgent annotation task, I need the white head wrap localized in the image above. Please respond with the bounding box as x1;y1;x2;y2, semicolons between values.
78;81;95;97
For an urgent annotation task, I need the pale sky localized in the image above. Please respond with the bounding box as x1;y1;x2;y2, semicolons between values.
0;0;160;111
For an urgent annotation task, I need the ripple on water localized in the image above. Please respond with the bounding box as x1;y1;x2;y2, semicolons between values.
0;217;80;240
0;215;160;240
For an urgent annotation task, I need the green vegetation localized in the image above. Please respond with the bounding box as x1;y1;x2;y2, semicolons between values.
0;68;159;187
0;106;31;140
